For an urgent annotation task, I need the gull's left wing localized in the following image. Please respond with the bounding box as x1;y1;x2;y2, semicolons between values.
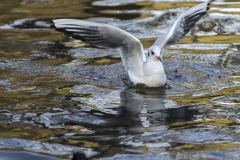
153;3;210;48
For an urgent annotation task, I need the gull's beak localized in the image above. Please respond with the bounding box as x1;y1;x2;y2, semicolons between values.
157;56;162;62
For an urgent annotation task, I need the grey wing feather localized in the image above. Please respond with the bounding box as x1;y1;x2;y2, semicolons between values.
153;3;210;48
53;19;119;48
52;19;146;72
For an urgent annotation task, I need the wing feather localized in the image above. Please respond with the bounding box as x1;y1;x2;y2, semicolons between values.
52;19;146;72
153;3;210;48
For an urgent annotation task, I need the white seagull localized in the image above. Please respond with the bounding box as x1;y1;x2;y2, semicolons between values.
53;3;210;87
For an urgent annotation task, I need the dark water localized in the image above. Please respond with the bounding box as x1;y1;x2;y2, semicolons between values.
0;0;240;159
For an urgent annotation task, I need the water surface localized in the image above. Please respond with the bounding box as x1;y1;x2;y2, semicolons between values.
0;0;240;159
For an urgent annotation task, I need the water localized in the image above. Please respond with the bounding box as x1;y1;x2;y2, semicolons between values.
0;0;240;159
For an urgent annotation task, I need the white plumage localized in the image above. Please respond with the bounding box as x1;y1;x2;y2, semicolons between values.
53;3;210;87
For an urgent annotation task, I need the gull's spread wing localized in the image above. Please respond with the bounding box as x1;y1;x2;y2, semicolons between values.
153;3;210;48
53;19;146;72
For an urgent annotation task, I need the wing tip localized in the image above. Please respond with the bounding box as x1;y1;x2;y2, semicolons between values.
51;19;60;30
207;2;211;11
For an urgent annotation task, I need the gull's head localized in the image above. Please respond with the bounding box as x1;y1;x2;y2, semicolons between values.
148;46;162;62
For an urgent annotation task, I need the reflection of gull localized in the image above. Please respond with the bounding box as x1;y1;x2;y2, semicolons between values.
53;3;210;87
119;87;199;133
119;87;167;133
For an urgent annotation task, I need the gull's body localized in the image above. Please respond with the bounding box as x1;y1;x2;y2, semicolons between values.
53;3;210;87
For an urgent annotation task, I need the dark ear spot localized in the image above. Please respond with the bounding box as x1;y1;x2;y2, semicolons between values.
151;51;154;55
148;52;149;57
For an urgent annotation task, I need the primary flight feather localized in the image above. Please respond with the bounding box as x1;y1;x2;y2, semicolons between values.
53;3;210;87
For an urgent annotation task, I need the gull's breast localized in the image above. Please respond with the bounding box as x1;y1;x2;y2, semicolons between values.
128;69;166;87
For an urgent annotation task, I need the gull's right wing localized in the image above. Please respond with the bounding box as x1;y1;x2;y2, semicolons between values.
53;19;146;72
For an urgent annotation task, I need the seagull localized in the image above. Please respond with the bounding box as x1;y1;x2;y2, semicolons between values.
53;3;210;87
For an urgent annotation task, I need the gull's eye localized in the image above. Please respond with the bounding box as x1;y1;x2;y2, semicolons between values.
151;52;154;55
